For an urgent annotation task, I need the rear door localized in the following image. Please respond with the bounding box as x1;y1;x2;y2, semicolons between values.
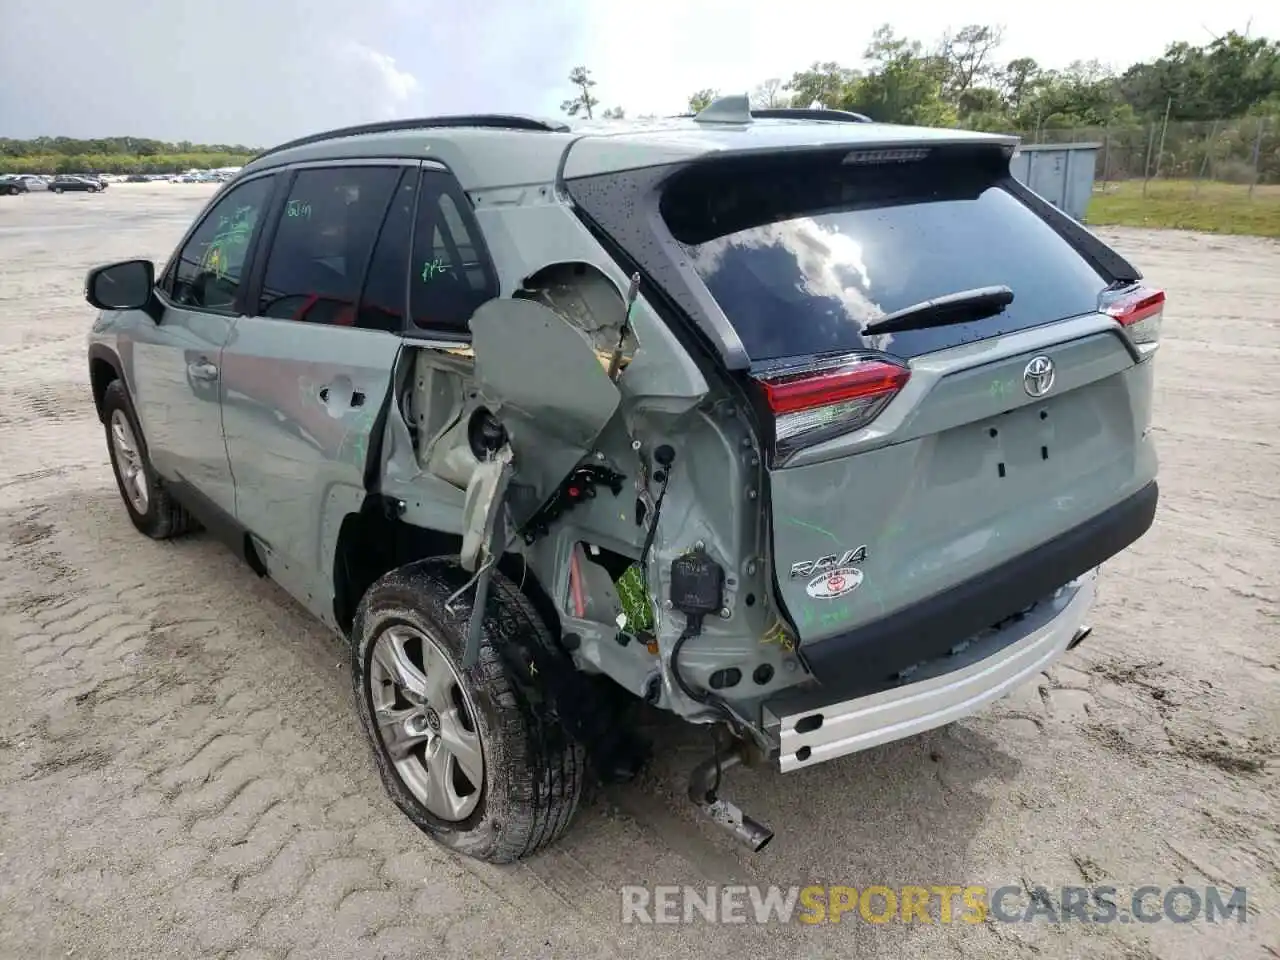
218;161;413;620
656;147;1158;649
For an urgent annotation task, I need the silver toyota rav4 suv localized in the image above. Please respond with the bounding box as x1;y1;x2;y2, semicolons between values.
84;98;1160;863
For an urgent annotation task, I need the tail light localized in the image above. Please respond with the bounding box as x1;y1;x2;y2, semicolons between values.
754;355;910;461
1101;284;1164;357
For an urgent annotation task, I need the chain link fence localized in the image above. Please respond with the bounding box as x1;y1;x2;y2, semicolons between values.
1011;117;1277;193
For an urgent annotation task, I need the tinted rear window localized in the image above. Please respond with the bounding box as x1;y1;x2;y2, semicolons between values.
661;151;1107;361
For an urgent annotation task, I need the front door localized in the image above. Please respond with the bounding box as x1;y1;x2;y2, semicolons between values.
219;162;416;622
129;174;277;517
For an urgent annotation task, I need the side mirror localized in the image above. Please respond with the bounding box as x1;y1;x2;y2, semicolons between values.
85;259;155;311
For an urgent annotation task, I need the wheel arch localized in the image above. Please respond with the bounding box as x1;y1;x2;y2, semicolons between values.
88;343;124;423
332;496;561;643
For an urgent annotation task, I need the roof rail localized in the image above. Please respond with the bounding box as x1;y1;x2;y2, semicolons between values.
251;114;571;162
672;106;875;124
751;108;872;123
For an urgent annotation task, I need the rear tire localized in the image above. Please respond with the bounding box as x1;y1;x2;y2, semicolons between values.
101;380;196;539
351;559;586;863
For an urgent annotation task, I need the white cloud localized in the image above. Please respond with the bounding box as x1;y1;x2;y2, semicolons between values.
336;41;423;119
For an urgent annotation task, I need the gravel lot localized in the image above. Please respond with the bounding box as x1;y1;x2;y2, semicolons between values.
0;184;1277;959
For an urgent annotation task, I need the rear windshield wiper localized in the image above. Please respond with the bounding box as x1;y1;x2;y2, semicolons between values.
861;285;1014;337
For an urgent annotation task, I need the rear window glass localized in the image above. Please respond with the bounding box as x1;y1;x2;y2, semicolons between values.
661;153;1107;361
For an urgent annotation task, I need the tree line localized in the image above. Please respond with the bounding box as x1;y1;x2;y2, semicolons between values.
6;31;1277;181
563;27;1280;183
0;136;257;176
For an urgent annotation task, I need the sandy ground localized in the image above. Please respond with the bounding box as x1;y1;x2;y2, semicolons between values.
0;183;1276;960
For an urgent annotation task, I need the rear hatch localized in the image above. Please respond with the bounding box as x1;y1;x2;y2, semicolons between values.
568;138;1160;663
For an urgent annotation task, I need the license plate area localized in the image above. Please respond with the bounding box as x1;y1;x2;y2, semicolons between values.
987;400;1060;479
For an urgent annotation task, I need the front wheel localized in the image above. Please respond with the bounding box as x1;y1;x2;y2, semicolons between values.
101;380;196;539
52;187;62;194
351;560;586;863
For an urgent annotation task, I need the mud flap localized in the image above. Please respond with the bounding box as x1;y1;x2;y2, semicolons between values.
469;298;622;507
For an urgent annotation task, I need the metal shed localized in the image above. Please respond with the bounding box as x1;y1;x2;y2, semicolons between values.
1009;142;1101;222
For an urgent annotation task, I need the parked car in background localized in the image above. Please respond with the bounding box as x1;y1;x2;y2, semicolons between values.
124;174;150;183
7;174;48;192
1;175;30;195
49;175;106;193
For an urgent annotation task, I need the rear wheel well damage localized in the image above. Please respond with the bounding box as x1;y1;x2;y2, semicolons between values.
331;497;649;782
331;497;560;642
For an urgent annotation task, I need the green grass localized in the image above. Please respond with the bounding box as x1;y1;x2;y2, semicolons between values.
1087;179;1280;238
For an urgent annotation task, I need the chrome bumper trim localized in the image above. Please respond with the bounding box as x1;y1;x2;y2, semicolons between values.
773;570;1098;772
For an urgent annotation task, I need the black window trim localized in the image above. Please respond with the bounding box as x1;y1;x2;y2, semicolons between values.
241;157;427;330
155;170;281;317
155;155;502;341
357;166;420;333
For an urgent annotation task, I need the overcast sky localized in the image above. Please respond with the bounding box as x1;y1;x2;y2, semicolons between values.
0;0;1273;146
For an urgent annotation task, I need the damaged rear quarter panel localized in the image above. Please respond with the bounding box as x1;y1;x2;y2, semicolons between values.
375;183;806;717
469;297;621;505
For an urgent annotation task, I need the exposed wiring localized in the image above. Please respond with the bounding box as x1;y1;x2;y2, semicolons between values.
670;616;743;735
444;529;521;612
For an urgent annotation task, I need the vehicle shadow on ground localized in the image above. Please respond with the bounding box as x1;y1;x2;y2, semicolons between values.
621;699;1024;886
51;489;1025;894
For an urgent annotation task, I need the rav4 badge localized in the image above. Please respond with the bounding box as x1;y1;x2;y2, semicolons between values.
789;545;868;579
805;565;864;601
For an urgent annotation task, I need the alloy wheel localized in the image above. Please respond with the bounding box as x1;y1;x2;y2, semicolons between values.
368;624;484;821
109;409;149;513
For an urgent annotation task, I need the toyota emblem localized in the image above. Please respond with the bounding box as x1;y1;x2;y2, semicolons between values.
1022;355;1055;398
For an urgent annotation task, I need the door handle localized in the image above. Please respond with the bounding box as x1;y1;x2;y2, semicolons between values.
187;359;219;382
318;385;366;407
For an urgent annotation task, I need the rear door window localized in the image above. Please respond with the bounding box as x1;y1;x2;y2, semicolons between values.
410;170;499;333
661;152;1108;361
256;165;400;325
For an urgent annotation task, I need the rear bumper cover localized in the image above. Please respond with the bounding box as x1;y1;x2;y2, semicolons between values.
768;568;1098;771
787;480;1158;703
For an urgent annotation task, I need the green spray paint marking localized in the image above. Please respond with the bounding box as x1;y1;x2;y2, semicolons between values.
202;205;257;280
285;199;312;219
421;258;447;282
989;377;1016;400
800;605;856;629
785;516;839;543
